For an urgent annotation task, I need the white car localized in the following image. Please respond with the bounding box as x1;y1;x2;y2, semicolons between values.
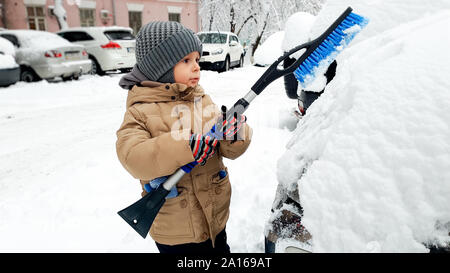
57;26;136;75
197;31;245;72
0;30;91;82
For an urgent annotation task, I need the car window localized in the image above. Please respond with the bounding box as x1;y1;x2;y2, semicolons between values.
0;34;20;48
197;33;227;44
104;31;135;40
230;36;238;44
58;31;94;42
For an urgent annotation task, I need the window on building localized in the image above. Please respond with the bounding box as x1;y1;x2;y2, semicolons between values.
26;6;46;30
128;11;142;35
80;8;95;27
168;13;180;23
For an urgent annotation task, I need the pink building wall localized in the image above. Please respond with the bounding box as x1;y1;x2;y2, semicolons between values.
0;0;200;33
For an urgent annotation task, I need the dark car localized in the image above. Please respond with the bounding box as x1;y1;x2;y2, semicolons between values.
0;37;20;87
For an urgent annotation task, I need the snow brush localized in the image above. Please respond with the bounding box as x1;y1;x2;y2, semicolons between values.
117;6;369;239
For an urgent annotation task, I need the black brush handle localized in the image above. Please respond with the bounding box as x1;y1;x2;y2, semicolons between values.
251;41;314;95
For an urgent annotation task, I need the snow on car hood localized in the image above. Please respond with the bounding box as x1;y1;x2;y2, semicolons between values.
277;3;450;252
0;55;18;69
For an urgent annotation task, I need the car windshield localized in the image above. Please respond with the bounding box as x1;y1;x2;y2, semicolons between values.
197;33;227;44
104;30;135;40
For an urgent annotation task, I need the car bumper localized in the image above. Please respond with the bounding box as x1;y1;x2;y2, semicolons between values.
34;59;92;79
0;66;20;87
199;60;224;71
98;53;136;71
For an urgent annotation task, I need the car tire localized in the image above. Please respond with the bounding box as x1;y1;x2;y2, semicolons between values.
89;57;105;76
20;67;40;82
238;55;244;68
221;56;230;73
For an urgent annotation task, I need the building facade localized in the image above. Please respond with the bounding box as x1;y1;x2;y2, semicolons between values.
0;0;200;34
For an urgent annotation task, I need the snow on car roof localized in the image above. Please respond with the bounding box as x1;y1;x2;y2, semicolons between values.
57;26;133;33
1;30;73;49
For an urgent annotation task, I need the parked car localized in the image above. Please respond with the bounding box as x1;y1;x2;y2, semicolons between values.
0;37;20;87
197;31;245;72
0;30;91;82
57;26;136;75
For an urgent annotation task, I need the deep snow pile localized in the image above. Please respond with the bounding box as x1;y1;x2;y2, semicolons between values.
281;11;329;92
278;1;450;252
281;12;316;58
253;31;285;66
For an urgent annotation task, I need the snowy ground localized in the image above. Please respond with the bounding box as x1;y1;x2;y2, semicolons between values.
0;65;296;252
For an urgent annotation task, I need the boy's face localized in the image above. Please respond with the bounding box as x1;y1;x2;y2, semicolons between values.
173;51;201;87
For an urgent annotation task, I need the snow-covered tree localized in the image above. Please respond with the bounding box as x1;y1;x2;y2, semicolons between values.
54;0;68;30
199;0;325;58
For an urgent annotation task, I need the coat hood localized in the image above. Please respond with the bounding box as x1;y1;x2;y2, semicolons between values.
126;81;205;109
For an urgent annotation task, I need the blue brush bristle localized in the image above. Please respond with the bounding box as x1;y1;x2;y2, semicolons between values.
294;12;369;88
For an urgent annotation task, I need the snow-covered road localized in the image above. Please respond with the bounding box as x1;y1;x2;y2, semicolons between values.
0;65;296;252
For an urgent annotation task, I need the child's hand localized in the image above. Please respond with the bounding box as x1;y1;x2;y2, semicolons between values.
218;105;247;140
189;133;219;164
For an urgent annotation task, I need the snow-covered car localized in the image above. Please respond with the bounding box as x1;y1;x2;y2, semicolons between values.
0;30;91;82
57;26;136;75
0;37;20;87
265;0;450;253
197;31;245;72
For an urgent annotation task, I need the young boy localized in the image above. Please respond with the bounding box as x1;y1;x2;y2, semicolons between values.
116;21;252;254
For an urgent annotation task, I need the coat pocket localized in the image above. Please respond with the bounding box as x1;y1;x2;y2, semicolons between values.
151;190;194;238
211;168;232;226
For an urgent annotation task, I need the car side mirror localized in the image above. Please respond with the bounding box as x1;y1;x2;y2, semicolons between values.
230;40;238;47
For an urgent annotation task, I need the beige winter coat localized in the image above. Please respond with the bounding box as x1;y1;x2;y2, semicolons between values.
116;81;252;246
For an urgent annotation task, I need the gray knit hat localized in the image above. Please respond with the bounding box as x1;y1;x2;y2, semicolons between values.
135;21;203;83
